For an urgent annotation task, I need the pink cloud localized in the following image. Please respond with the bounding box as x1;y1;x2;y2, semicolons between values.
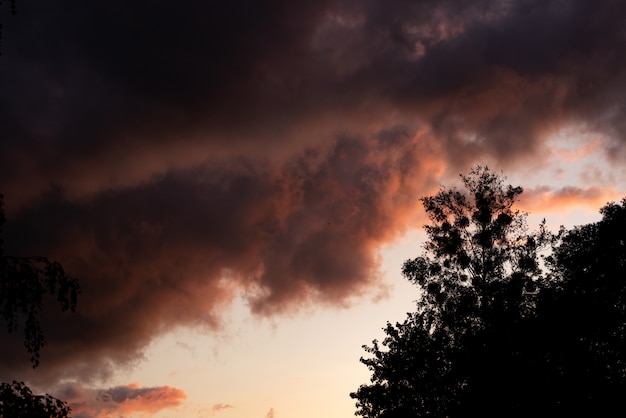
57;382;186;418
520;185;622;213
551;138;603;162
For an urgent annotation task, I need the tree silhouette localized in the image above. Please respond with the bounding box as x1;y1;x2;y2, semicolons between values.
0;194;79;368
444;197;626;417
355;166;626;417
525;197;626;415
0;194;77;417
0;381;71;418
352;168;626;417
0;0;17;56
406;166;548;330
351;166;551;417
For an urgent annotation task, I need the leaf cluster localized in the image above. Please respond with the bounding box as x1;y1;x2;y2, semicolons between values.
0;194;77;416
404;167;549;336
0;381;71;418
0;194;80;368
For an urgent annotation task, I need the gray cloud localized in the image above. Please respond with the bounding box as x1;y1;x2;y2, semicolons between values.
55;382;185;418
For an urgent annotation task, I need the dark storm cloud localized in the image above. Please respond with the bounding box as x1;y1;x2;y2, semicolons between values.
2;0;626;184
1;0;626;386
0;130;441;384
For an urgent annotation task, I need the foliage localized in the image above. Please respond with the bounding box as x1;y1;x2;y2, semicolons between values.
411;167;548;327
354;312;458;417
528;197;626;415
0;0;17;56
351;166;550;417
0;194;80;368
0;380;71;418
0;194;77;417
0;0;17;15
351;167;626;417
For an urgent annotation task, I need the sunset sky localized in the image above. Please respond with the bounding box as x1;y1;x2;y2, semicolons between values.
1;0;625;417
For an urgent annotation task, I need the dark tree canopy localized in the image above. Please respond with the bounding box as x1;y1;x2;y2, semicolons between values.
0;381;71;418
1;194;80;368
529;198;626;415
406;166;548;330
1;194;78;417
351;167;626;417
0;0;17;55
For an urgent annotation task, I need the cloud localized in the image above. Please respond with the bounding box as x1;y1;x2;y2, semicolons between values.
1;0;626;387
55;382;185;418
0;129;443;385
520;186;623;213
550;137;603;162
2;1;626;208
212;403;234;414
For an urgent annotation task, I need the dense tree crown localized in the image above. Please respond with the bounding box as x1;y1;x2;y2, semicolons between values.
405;167;548;331
0;381;71;418
351;167;626;417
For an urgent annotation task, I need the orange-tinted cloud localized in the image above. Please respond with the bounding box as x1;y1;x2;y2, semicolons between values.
1;0;626;389
519;186;622;214
57;382;185;418
551;138;603;162
0;130;444;385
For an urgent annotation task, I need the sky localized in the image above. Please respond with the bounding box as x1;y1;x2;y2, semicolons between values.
0;0;625;417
